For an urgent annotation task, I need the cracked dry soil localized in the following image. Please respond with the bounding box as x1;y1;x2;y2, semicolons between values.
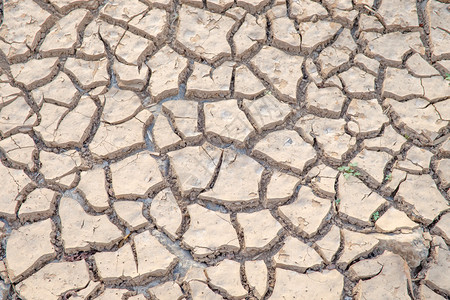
0;0;449;299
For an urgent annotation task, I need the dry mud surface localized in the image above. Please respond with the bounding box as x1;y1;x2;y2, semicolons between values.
0;0;449;299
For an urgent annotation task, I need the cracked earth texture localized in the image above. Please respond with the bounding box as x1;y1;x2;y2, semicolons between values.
0;0;449;299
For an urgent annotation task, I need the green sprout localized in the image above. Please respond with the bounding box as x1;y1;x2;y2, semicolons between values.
338;162;360;179
404;134;410;140
372;211;380;221
445;73;450;86
385;173;392;181
335;198;341;205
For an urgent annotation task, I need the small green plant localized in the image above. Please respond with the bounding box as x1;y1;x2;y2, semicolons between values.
404;134;410;140
385;173;392;181
335;198;341;205
445;73;450;86
338;162;360;179
372;211;380;221
264;90;272;95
